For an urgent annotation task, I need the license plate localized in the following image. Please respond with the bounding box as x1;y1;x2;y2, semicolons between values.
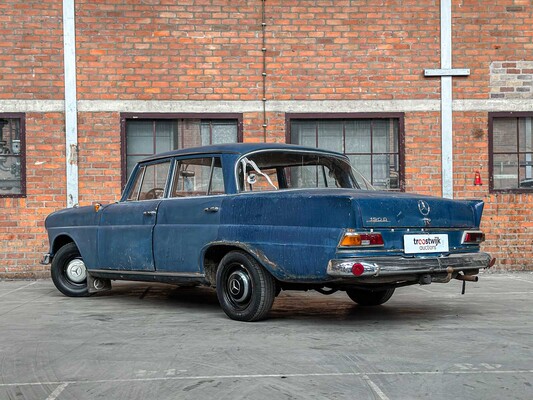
404;234;449;254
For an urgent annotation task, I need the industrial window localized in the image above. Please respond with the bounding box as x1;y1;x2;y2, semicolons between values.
287;114;404;191
121;114;242;186
0;114;25;197
489;113;533;192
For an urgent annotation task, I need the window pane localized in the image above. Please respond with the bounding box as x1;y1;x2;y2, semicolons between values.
492;153;518;190
155;120;177;154
0;118;23;196
518;117;533;153
372;155;391;189
171;158;219;197
372;120;390;153
201;120;238;146
0;155;22;195
291;120;316;147
127;121;154;155
139;162;170;200
345;120;371;153
126;166;145;201
493;118;517;153
348;155;372;183
317;121;343;153
519;152;533;187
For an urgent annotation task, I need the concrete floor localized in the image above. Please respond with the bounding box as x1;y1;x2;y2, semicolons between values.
0;272;532;400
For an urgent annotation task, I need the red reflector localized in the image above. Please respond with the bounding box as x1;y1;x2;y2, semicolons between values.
351;263;365;276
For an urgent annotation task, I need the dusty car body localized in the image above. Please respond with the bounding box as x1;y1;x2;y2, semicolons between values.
43;143;493;321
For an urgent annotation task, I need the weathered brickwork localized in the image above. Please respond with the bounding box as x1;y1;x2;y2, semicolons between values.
490;61;533;99
453;0;533;99
1;0;533;276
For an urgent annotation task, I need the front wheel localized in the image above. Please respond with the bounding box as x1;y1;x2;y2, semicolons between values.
346;288;395;306
51;242;89;297
216;251;276;322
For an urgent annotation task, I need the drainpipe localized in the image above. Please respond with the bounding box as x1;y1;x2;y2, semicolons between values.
62;0;79;207
440;0;453;199
424;1;469;199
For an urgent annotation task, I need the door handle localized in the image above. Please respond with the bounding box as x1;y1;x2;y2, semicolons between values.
204;206;219;213
143;210;157;216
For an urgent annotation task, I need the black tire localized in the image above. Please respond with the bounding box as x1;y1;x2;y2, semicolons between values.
346;288;395;306
216;251;276;322
51;242;89;297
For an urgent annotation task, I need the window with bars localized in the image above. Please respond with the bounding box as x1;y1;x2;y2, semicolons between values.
122;114;241;183
288;114;403;191
490;113;533;192
0;114;25;197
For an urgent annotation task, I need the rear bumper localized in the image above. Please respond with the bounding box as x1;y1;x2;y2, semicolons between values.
327;252;492;278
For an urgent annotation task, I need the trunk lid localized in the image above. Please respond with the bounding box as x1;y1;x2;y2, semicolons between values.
353;191;483;229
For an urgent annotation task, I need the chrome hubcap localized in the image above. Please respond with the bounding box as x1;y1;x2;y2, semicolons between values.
66;259;87;283
227;269;251;305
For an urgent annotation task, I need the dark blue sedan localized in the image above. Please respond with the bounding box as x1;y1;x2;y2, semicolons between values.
42;143;493;321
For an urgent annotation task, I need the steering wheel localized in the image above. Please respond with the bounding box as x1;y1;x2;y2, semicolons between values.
144;188;164;200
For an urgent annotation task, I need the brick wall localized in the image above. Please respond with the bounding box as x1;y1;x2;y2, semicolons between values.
0;113;65;278
1;0;533;276
0;0;64;100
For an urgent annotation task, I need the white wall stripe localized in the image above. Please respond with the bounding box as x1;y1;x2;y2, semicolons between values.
1;99;532;114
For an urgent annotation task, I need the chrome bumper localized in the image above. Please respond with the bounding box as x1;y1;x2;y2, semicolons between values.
327;252;492;278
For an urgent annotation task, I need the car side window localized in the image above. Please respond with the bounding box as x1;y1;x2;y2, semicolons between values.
127;161;171;201
170;157;224;197
126;165;145;201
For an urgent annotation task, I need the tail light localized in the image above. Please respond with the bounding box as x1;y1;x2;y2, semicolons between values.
340;232;384;248
462;231;485;244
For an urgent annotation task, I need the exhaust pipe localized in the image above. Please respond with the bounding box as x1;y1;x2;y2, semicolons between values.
455;274;479;282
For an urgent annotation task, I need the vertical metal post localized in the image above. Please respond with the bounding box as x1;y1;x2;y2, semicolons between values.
440;0;453;199
526;118;532;180
63;0;79;207
261;0;268;142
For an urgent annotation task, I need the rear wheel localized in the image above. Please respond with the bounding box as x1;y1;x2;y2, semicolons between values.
346;288;395;306
51;242;89;297
216;251;276;322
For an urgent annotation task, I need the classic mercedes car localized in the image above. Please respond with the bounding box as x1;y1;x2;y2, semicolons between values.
42;143;494;321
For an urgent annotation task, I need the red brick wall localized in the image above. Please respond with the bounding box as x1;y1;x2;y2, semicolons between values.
453;0;533;99
75;1;263;100
1;0;533;276
77;113;122;204
0;0;64;99
0;113;65;277
403;112;442;196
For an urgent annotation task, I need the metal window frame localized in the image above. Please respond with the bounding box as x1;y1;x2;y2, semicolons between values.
120;113;243;188
285;113;405;191
489;112;533;194
0;113;26;198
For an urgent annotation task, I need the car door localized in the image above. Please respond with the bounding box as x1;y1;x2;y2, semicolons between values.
97;160;171;271
153;156;224;273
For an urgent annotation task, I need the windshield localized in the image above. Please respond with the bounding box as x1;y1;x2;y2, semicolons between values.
237;151;375;192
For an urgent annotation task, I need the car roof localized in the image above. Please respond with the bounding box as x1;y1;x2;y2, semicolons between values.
141;143;346;163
